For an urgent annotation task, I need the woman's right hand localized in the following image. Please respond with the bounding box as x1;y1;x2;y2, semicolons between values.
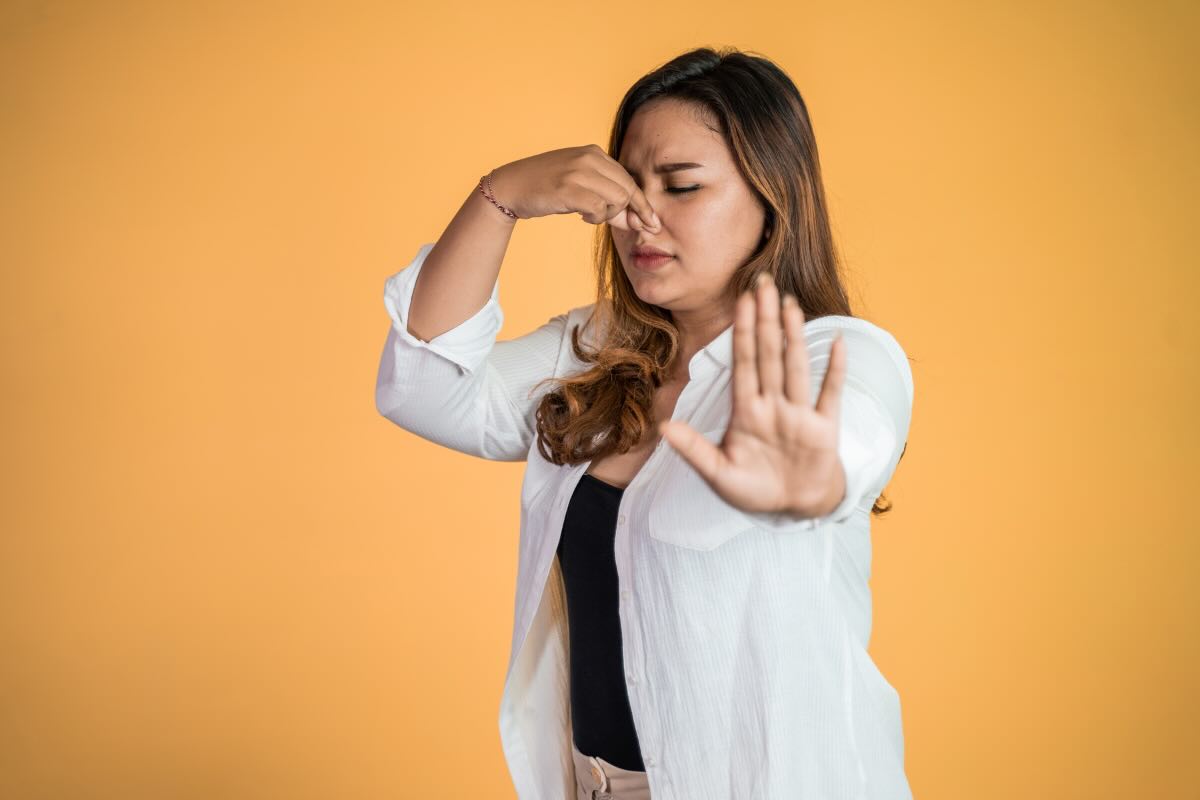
487;145;661;232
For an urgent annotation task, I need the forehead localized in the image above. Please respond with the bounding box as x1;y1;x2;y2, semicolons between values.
619;99;726;165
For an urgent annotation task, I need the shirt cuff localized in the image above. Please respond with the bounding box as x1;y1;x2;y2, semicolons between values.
381;242;503;376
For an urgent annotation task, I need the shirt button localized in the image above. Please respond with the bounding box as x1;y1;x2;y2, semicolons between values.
617;514;627;525
645;755;657;768
627;672;637;685
620;589;631;601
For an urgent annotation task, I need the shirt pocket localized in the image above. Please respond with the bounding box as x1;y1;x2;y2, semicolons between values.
646;428;760;552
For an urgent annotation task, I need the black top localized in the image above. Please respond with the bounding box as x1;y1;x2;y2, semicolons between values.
555;472;645;771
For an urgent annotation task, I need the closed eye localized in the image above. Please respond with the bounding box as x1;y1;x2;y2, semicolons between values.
667;186;699;194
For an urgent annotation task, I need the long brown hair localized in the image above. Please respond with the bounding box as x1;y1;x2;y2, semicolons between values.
532;46;901;516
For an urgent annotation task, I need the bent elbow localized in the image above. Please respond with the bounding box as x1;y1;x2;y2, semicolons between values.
374;377;406;424
374;378;390;417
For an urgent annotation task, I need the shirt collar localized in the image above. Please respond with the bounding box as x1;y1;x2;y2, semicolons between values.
686;321;735;379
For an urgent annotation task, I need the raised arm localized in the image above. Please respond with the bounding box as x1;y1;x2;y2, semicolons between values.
375;238;577;462
405;147;658;343
403;176;519;345
753;316;914;530
652;303;912;534
376;148;661;461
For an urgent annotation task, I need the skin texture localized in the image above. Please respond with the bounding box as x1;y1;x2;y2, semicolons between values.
610;97;769;381
609;97;848;518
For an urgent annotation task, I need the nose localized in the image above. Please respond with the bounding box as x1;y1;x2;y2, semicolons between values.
635;209;660;232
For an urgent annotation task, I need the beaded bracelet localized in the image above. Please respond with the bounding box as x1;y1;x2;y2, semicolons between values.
477;169;519;219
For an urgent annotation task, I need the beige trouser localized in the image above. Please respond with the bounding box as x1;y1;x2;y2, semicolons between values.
570;739;652;799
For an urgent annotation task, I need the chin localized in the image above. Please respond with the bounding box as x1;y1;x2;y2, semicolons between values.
628;277;667;304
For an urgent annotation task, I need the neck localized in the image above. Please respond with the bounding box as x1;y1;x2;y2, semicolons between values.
668;306;735;381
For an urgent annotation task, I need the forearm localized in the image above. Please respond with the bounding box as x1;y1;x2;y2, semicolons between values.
406;173;519;343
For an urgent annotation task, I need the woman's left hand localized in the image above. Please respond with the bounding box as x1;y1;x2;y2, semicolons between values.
658;272;847;519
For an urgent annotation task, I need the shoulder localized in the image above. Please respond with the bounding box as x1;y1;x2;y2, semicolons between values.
528;303;601;377
803;314;913;406
566;302;599;326
562;302;603;345
564;303;597;328
803;314;906;357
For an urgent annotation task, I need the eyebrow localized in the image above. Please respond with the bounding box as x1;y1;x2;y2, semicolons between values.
621;161;705;175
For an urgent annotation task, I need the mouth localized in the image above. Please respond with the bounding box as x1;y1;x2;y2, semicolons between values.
632;253;674;271
631;244;673;271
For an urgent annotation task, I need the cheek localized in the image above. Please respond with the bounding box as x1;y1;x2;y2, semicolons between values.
609;230;635;265
667;190;738;237
669;202;742;261
669;200;759;288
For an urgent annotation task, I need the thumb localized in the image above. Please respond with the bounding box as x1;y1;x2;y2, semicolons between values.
606;206;657;232
658;421;724;484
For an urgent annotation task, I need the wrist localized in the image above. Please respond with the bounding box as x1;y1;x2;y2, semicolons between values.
784;457;846;518
470;185;519;228
477;168;520;224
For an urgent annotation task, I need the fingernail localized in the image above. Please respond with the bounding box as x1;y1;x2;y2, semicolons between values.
756;272;769;287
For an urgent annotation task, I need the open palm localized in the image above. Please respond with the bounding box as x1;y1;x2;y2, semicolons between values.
657;273;848;519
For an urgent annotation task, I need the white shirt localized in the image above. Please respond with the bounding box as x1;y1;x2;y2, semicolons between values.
376;242;915;799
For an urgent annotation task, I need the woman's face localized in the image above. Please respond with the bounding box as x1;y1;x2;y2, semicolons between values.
612;97;768;316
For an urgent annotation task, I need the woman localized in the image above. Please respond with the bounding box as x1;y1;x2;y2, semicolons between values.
376;46;914;800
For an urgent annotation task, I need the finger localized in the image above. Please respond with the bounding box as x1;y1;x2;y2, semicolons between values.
658;420;727;486
781;292;810;406
618;182;659;232
594;152;661;232
609;206;645;232
732;287;759;404
813;332;846;421
563;172;633;226
755;272;784;397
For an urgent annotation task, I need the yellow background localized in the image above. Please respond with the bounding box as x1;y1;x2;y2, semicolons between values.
3;1;1197;797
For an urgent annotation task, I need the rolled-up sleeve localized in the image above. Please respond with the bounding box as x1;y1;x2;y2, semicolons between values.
381;242;502;376
749;317;914;531
375;242;574;462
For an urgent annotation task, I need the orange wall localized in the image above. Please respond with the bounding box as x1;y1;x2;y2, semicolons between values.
2;1;1197;797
